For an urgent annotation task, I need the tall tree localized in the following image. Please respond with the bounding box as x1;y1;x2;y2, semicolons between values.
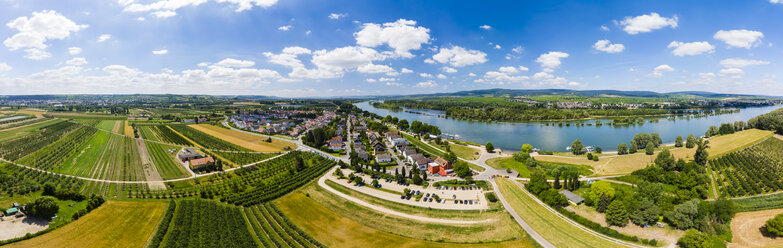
645;141;655;155
485;142;495;153
617;143;628;155
629;142;638;154
571;139;585;155
675;135;684;147
605;200;629;227
686;134;697;148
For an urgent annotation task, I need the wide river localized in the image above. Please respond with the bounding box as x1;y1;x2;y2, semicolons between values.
355;101;782;152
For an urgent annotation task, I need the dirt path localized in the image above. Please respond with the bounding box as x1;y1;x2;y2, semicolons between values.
730;208;783;247
111;120;122;134
135;138;166;190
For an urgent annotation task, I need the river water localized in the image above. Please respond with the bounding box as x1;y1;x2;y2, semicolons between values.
355;101;781;152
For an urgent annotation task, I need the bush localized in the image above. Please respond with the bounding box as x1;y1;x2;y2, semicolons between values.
766;214;783;237
27;196;59;219
485;192;498;203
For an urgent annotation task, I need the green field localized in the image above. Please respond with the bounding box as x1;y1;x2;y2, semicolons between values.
487;157;592;178
0;118;64;142
243;203;324;247
96;120;118;132
276;192;536;248
495;178;626;248
146;141;190;180
158;199;256;247
6;201;166;248
58;131;111;177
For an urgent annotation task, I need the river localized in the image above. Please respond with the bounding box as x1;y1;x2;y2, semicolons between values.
355;101;781;152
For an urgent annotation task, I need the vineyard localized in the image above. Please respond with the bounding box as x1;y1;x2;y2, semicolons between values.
243;203;325;248
131;151;334;206
710;137;783;197
146;141;190;179
211;151;279;166
0;161;85;195
0;117;50;131
142;125;193;146
0;121;82;161
169;124;249;151
15;125;98;172
158;199;257;248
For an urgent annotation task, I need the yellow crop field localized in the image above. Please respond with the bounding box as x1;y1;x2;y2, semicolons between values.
276;192;535;248
123;120;134;137
188;124;296;152
6;201;166;248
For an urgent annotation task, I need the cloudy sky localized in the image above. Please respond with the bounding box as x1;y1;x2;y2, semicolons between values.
1;0;781;97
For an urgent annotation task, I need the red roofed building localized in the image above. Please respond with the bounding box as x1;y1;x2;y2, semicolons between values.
427;157;453;176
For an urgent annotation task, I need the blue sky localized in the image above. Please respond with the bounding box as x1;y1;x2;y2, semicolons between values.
0;0;781;97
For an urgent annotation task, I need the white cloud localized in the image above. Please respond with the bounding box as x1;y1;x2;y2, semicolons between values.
120;0;278;14
419;73;432;78
437;74;447;79
651;64;675;77
355;19;430;58
432;46;488;67
479;25;492;30
593;40;625;53
468;73;476;77
357;64;396;74
214;58;255;68
600;25;609;31
713;30;764;49
536;51;569;69
0;63;11;73
719;58;770;68
305;30;311;35
718;68;744;79
365;78;377;82
498;66;519;74
68;47;82;55
278;25;292;31
442;67;457;73
137;17;146;21
23;48;51;60
312;46;384;73
414;80;437;88
265;46;385;79
98;34;112;42
378;77;397;82
493;44;501;49
619;12;678;34
423;58;435;64
773;0;782;3
385;82;402;86
475;66;530;85
511;46;523;54
65;57;87;66
152;10;176;18
4;10;87;59
667;41;715;56
328;13;346;20
152;49;168;55
400;68;413;73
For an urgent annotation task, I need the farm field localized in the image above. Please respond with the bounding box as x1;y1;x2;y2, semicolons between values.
44;112;125;119
711;137;783;197
189;124;295;152
212;151;278;166
486;157;593;178
168;124;248;151
96;120;118;132
312;180;524;243
157;199;256;247
495;178;627;248
145;141;190;180
0;118;65;142
58;131;111;177
277;192;536;248
141;125;192;146
243;203;324;248
5;201;167;248
534;129;773;176
123;120;133;136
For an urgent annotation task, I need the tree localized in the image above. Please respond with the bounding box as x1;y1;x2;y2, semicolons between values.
631;199;661;226
686;134;697;148
452;162;471;178
596;194;610;213
27;196;59;219
540;189;568;207
645;141;655;155
571;139;585;155
43;182;57;196
655;149;676;171
595;146;602;153
766;214;783;237
712;198;736;223
521;144;534;154
485;142;494;153
526;171;550;195
617;143;628;155
651;132;662;147
587;153;593;160
444;151;458;162
605;200;629;227
587;181;615;204
553;170;561;189
526;157;537;167
677;230;710;248
675;135;684;147
629;142;638;154
694;143;709;166
295;157;305;171
667;199;700;230
633;133;652;148
397;119;409;130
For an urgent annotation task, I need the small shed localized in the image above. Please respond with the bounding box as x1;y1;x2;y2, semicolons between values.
559;190;585;205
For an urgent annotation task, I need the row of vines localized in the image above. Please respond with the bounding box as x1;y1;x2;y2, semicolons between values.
710;137;783;197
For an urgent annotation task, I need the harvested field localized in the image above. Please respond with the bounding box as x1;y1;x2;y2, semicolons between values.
188;124;296;152
111;120;122;134
123;120;134;137
535;129;773;176
730;208;783;248
5;201;166;248
136;138;165;190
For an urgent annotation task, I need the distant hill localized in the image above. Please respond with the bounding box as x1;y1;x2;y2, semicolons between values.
379;88;780;99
